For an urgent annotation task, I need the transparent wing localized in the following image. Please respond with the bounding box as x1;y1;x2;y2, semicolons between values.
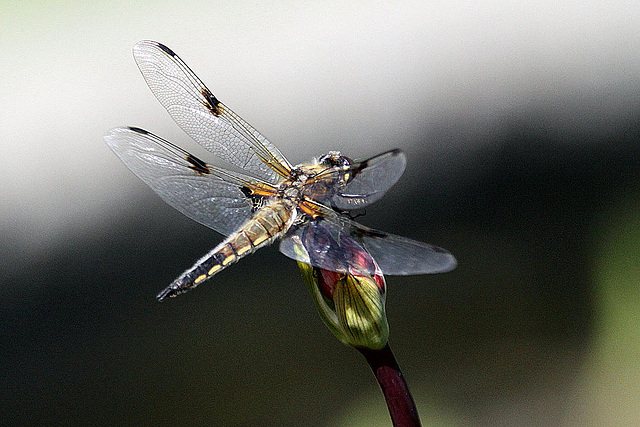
312;149;407;210
132;40;293;184
105;127;274;236
279;205;456;275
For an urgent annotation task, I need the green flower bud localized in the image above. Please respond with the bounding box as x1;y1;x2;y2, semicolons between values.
295;237;389;350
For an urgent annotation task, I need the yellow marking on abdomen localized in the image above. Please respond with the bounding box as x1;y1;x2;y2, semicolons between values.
243;219;271;246
217;244;237;266
249;231;269;246
229;231;253;256
194;274;207;284
208;264;222;276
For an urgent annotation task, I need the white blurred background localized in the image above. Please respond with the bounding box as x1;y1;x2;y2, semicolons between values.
4;0;638;250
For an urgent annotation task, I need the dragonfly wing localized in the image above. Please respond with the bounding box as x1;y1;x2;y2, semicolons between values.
105;127;271;236
132;40;293;184
312;149;407;210
279;207;456;275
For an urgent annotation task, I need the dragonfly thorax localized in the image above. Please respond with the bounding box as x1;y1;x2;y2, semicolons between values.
278;172;308;202
282;185;303;201
288;156;355;204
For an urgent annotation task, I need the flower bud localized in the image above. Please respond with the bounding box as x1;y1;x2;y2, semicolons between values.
294;235;389;349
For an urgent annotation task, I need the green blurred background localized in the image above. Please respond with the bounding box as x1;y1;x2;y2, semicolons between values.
2;1;640;425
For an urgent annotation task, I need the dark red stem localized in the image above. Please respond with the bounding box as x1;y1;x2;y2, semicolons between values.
356;344;421;427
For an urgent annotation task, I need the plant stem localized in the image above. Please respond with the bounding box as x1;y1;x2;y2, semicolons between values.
356;344;421;427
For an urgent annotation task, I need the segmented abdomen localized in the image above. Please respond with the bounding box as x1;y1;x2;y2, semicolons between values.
157;200;296;300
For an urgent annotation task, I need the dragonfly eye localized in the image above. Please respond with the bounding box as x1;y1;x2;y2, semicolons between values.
319;151;352;168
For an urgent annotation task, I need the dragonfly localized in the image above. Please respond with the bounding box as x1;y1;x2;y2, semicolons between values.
105;41;456;301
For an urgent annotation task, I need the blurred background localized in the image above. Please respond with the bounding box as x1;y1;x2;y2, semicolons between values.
2;0;640;425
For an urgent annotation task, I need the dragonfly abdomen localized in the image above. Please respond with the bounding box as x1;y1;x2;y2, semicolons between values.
157;200;296;301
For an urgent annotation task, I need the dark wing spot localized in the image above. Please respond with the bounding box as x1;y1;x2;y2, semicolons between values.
186;154;210;174
239;186;252;198
350;159;368;179
240;186;264;211
349;149;401;180
201;87;222;116
157;43;177;57
128;126;150;135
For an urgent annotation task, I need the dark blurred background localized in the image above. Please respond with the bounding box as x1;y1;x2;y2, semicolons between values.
2;1;640;425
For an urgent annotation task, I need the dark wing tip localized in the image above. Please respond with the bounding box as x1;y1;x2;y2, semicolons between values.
133;40;176;56
127;126;150;135
156;42;176;56
388;149;406;165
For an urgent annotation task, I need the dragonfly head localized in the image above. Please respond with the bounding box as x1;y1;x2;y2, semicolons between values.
318;151;352;168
